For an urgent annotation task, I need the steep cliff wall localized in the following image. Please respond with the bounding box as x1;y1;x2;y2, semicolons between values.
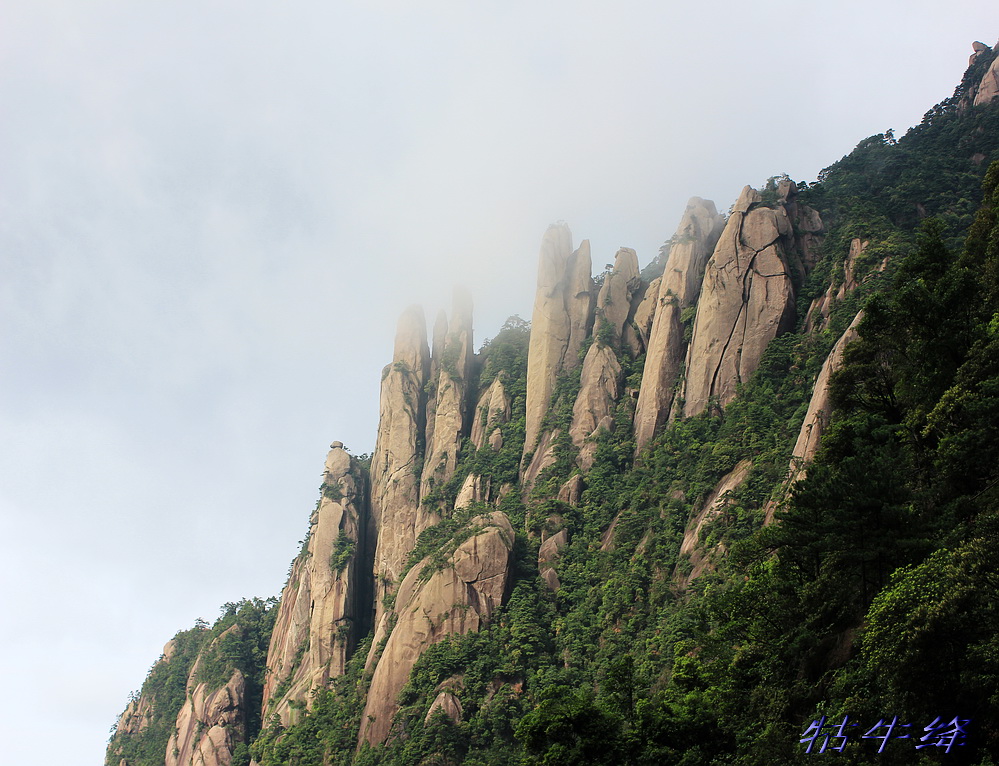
261;443;371;723
765;311;864;524
569;342;621;471
594;247;641;341
358;512;514;747
681;186;797;417
166;662;246;766
420;289;475;511
523;225;594;453
369;307;431;624
469;377;511;451
633;197;724;450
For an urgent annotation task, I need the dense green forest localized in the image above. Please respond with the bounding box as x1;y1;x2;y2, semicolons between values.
109;50;999;766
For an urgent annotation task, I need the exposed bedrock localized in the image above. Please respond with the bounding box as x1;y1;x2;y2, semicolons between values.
523;224;594;454
358;512;514;747
681;186;797;417
633;197;724;450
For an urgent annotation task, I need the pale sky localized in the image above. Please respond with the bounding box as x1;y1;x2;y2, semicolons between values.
1;2;996;763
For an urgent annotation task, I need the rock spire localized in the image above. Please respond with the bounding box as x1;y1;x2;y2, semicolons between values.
681;186;797;417
523;224;594;454
633;197;724;450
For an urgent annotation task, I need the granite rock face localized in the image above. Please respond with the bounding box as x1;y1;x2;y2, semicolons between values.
167;629;248;766
470;378;511;450
633;197;724;450
522;429;559;494
681;186;797;417
425;692;464;725
421;289;475;513
358;513;514;746
765;312;864;524
524;224;594;453
570;342;622;471
675;459;752;587
805;238;866;333
369;307;431;621
262;444;371;724
974;45;999;106
623;275;661;356
778;179;824;273
595;247;642;341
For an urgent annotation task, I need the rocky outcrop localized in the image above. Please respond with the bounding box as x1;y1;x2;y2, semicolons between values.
524;225;594;453
358;513;514;747
778;179;824;273
112;639;167;738
765;312;863;524
369;308;431;622
974;45;999;106
569;343;622;471
681;186;797;417
623;275;661;356
454;473;490;509
421;289;475;509
262;444;371;723
557;474;584;505
595;248;641;341
470;378;511;450
425;692;463;725
167;635;247;766
424;310;449;454
676;459;752;587
805;238;867;333
538;528;567;592
522;429;559;494
971;40;991;66
633;197;724;450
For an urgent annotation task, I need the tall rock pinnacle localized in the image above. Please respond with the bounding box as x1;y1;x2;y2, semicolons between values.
524;224;594;454
369;306;431;622
681;187;796;417
595;247;642;341
633;198;724;450
261;444;372;724
420;288;474;510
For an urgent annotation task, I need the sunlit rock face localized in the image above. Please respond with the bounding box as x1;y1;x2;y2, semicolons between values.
261;443;371;724
358;512;514;747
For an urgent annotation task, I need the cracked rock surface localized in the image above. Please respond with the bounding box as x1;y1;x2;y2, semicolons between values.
681;187;796;416
358;512;514;747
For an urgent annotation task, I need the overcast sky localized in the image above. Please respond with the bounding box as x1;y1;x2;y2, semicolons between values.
1;2;996;763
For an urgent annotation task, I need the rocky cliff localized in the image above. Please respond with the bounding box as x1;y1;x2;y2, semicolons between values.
261;443;371;724
523;224;593;454
681;186;798;417
358;512;514;747
633;197;724;450
108;40;999;765
369;306;431;622
764;311;864;524
166;663;246;766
